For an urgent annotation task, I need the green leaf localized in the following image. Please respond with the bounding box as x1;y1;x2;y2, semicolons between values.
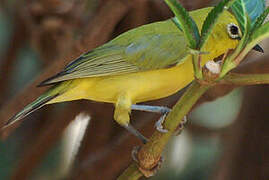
251;7;269;33
245;21;269;54
220;13;251;77
236;13;252;51
199;0;235;49
230;0;265;33
165;0;200;49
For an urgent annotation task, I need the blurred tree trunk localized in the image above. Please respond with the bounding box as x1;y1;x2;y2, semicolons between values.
212;85;269;180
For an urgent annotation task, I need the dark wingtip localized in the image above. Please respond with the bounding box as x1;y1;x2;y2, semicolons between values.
2;93;60;130
1;115;21;130
37;72;66;87
1;110;28;130
37;81;48;87
37;80;52;87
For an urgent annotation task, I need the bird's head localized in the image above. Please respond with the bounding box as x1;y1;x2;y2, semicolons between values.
192;8;263;63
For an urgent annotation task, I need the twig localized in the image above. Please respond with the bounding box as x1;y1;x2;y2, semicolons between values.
118;164;143;180
221;73;269;85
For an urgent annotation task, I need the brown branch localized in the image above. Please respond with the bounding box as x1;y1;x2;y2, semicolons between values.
24;0;84;64
0;13;28;105
117;0;149;33
0;0;131;137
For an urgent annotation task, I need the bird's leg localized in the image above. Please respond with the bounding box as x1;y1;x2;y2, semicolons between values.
114;97;165;176
131;104;188;134
131;104;171;114
131;104;171;133
130;105;187;177
155;112;170;133
114;95;148;143
130;104;188;177
124;124;148;144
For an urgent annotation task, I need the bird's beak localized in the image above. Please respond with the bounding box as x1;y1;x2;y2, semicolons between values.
253;44;264;53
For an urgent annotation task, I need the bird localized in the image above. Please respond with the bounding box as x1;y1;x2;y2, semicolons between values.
2;7;263;143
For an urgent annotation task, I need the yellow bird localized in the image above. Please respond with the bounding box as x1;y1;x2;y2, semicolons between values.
3;7;261;142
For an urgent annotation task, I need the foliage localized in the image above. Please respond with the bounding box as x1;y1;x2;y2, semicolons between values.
230;0;265;32
199;0;235;48
164;0;200;48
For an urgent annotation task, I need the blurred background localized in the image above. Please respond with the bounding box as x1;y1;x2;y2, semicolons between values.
0;0;269;179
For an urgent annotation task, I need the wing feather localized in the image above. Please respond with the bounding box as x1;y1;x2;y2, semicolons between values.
38;19;188;86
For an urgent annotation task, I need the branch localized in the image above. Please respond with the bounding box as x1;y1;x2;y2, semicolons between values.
118;81;211;179
118;164;143;180
221;73;269;85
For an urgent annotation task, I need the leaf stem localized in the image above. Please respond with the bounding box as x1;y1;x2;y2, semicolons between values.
221;73;269;85
192;54;203;79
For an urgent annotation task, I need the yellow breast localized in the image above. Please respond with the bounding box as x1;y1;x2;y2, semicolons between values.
50;56;195;105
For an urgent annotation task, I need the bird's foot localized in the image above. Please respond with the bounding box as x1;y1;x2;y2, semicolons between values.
132;146;163;177
130;104;171;133
174;116;188;136
155;109;170;133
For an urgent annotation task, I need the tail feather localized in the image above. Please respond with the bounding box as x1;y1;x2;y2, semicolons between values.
2;93;59;129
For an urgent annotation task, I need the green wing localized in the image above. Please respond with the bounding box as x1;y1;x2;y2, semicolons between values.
39;19;189;86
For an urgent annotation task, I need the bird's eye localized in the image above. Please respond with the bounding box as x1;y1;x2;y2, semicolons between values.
227;23;240;39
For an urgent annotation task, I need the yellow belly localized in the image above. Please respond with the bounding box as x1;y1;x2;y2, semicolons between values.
49;58;194;104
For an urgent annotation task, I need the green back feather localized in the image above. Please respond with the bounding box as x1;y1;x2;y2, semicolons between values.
39;7;225;86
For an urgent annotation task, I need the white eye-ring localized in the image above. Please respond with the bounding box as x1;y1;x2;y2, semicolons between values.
227;23;240;39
